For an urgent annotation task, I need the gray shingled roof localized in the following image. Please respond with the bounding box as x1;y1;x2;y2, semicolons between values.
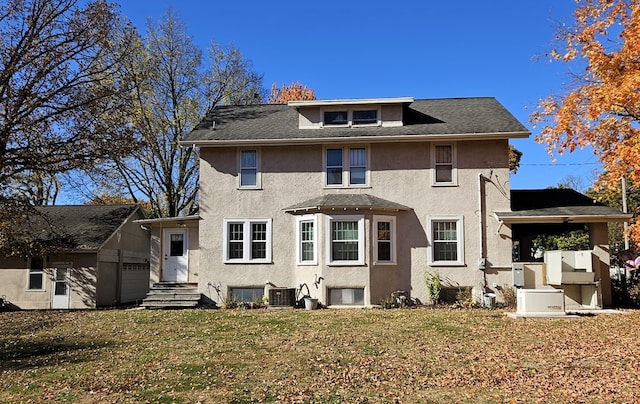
183;97;529;144
28;205;142;250
284;194;411;213
495;189;631;223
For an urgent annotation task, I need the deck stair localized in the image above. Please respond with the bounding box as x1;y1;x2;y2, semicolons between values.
141;282;201;309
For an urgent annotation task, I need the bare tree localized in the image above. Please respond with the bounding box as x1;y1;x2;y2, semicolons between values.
204;40;265;109
94;9;264;218
0;0;139;254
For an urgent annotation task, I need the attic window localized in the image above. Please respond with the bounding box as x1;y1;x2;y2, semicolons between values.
324;111;348;126
353;110;377;125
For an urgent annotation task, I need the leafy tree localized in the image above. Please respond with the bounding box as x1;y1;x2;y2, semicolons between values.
531;0;640;243
587;176;640;253
0;0;138;254
268;81;316;104
92;9;264;218
532;230;591;252
85;194;152;215
508;144;523;174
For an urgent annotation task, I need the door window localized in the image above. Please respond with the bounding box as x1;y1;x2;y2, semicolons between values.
170;234;184;256
54;268;69;296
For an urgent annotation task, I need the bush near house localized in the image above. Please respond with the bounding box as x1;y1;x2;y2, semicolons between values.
2;309;639;403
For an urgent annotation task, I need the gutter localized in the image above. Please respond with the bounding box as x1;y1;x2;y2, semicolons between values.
180;131;531;148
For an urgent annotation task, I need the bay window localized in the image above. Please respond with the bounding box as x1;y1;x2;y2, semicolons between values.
327;215;365;265
297;215;317;265
374;216;396;264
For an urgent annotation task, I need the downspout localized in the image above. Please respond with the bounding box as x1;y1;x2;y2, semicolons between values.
478;173;487;292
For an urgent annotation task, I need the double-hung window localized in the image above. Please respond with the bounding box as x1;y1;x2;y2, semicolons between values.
349;148;367;185
373;216;396;264
296;215;317;265
223;218;272;263
326;148;343;185
239;149;260;188
324;146;368;187
433;144;456;185
327;215;365;265
428;216;464;266
28;257;44;290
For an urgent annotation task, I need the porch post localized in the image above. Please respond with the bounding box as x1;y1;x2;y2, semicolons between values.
589;222;611;307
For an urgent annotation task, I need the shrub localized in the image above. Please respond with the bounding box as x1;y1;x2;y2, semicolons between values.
425;271;442;305
452;287;476;309
501;286;517;308
222;295;240;309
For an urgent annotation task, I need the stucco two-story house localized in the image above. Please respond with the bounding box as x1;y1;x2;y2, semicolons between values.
180;96;537;306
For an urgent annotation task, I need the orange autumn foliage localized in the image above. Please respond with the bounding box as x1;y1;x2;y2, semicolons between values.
532;0;640;243
268;81;316;104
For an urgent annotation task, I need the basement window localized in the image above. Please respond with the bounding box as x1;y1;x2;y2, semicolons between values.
329;288;364;305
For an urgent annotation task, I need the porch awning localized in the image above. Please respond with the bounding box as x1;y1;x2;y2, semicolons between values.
284;194;411;214
494;206;631;224
135;215;201;225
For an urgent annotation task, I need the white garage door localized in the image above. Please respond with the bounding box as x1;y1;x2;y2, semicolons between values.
121;263;150;303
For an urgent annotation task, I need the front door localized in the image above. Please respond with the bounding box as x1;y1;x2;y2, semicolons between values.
162;229;188;282
51;264;71;309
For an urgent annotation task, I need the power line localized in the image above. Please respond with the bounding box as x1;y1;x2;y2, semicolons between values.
521;162;599;166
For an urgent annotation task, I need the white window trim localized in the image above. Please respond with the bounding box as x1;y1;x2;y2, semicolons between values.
322;146;370;188
326;214;365;266
373;215;396;265
223;218;272;264
238;148;261;189
431;143;457;186
296;215;318;266
428;215;465;266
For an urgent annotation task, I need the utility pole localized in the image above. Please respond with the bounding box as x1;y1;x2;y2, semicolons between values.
622;177;629;250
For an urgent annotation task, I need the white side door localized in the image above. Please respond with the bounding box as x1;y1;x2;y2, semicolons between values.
51;264;71;309
162;228;188;282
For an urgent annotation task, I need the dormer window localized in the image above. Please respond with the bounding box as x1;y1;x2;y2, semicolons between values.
353;110;377;125
322;109;379;127
324;111;348;126
289;97;412;129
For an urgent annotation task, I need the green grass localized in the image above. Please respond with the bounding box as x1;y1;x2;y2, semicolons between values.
2;308;640;403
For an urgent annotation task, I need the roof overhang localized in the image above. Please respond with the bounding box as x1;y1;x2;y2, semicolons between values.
181;131;530;148
284;194;411;214
287;97;414;107
494;211;632;224
135;215;201;225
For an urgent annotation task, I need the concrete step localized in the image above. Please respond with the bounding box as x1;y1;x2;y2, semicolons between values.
141;282;201;309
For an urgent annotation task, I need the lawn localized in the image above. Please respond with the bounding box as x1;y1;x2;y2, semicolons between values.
1;308;640;403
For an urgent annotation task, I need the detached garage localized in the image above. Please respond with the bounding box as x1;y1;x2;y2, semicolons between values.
0;204;150;310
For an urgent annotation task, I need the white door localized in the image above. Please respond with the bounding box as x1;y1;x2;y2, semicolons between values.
51;265;71;309
163;229;188;282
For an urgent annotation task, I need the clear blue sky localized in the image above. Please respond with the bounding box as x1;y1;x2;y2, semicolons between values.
117;0;599;192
